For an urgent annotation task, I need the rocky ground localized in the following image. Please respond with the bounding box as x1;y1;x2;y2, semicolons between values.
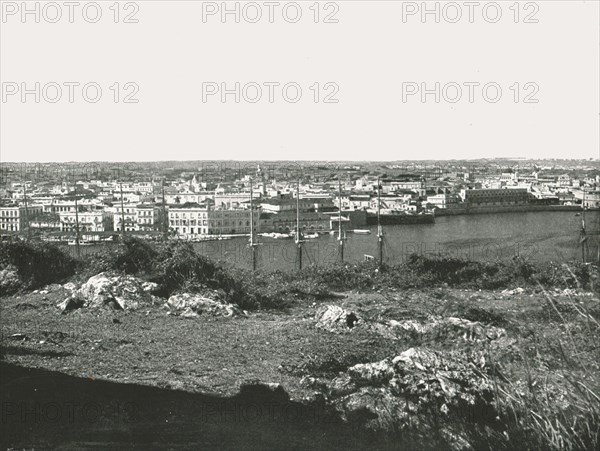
2;273;600;450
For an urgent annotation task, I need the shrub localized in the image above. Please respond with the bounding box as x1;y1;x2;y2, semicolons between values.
0;240;76;295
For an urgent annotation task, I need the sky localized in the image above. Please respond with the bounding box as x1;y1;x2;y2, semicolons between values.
1;0;599;163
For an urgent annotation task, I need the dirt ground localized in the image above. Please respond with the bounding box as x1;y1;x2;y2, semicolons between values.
2;284;600;449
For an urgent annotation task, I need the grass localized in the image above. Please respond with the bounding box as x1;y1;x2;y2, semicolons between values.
1;238;600;449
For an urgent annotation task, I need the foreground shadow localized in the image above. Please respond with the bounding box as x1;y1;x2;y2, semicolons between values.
0;362;391;450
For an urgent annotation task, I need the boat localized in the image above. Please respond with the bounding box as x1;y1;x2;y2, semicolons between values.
304;233;319;239
261;232;292;239
68;240;92;246
353;229;371;235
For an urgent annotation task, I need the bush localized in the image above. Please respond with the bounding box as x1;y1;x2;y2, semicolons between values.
0;240;76;295
77;242;598;310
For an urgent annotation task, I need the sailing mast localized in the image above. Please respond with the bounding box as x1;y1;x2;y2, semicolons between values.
23;186;31;241
338;178;345;262
377;176;383;267
581;189;587;263
249;178;259;271
162;179;168;240
74;189;80;259
120;182;126;237
295;179;304;270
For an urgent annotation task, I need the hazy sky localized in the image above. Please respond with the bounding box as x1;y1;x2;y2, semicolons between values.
1;1;599;162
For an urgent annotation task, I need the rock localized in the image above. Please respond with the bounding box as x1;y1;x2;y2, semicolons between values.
502;287;524;295
77;272;155;310
0;265;22;295
389;317;506;342
141;281;159;293
325;346;498;446
57;296;84;312
315;305;360;333
347;359;395;385
165;293;245;317
63;282;77;292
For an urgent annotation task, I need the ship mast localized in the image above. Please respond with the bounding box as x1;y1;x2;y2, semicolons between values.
120;182;126;238
23;185;31;241
581;189;587;263
74;189;80;259
295;179;304;270
162;179;168;240
338;178;345;262
249;178;259;271
377;176;383;267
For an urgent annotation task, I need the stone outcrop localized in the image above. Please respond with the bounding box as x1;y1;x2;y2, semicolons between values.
388;316;507;342
315;305;506;344
315;305;360;333
0;265;22;295
306;346;499;449
58;272;157;311
165;293;246;318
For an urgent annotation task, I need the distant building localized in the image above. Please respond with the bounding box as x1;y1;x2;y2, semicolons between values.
59;211;113;233
0;204;43;232
426;193;460;209
260;210;331;233
169;206;256;237
460;188;530;207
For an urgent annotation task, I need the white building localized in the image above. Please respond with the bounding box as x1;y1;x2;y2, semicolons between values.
59;211;112;232
169;206;256;237
0;205;43;232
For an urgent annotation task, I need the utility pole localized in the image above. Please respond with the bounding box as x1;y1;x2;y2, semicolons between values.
377;176;384;267
74;190;80;259
295;179;304;270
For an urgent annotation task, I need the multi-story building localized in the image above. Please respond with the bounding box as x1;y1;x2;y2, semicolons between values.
169;206;256;237
426;193;460;209
59;211;113;232
261;211;331;233
110;203;138;232
135;205;162;232
44;198;102;214
460;188;530;207
0;204;43;232
108;203;162;232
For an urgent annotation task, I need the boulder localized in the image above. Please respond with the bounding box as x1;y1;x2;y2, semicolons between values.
327;347;499;448
165;293;245;317
63;282;78;292
390;317;506;342
77;272;155;310
315;305;360;333
57;295;84;313
0;265;22;295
